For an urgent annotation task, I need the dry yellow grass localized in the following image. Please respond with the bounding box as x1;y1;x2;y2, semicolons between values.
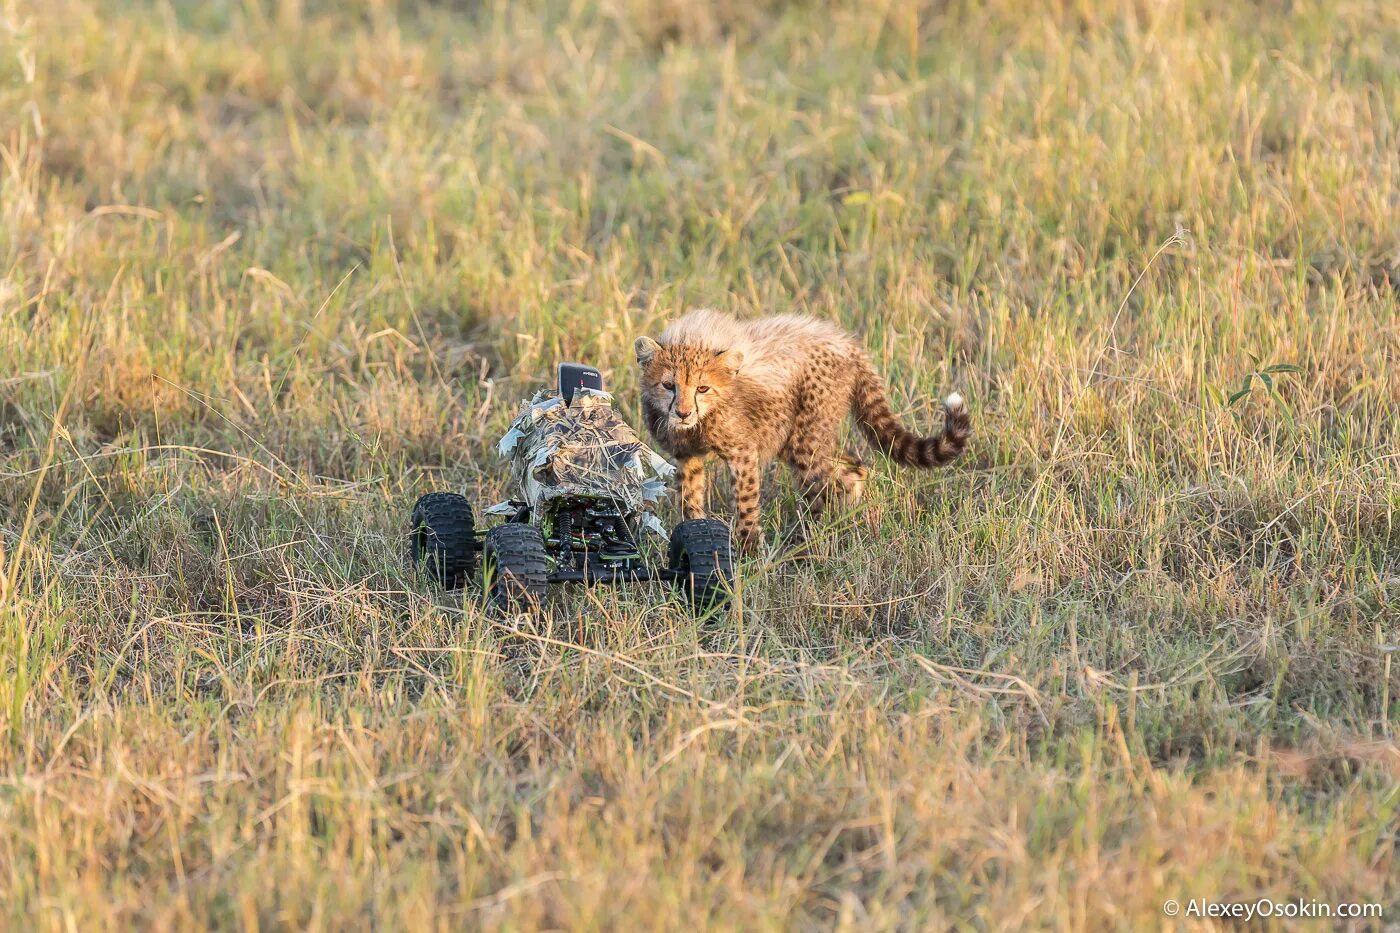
2;0;1399;928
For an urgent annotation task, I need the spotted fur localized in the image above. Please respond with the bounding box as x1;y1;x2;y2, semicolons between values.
634;310;970;548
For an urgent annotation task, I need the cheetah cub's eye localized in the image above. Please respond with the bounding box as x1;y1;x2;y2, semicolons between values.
696;385;711;394
662;381;675;391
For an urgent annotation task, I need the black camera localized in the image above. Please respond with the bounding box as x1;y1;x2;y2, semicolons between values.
557;362;604;404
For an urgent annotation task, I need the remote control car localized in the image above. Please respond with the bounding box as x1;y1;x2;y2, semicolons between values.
409;363;734;612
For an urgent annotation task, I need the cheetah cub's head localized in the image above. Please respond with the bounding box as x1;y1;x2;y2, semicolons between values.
634;336;744;431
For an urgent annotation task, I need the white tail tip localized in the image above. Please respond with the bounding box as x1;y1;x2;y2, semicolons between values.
945;392;964;409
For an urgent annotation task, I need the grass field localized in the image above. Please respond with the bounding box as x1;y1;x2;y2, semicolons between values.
2;0;1399;927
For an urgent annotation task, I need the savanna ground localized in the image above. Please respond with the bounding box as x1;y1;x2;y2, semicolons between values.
1;0;1398;928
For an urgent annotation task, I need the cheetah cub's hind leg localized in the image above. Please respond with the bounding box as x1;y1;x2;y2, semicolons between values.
782;402;861;533
837;452;869;503
782;450;871;555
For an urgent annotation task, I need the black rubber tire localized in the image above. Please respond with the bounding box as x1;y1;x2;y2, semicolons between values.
668;518;735;611
409;492;476;589
482;524;549;612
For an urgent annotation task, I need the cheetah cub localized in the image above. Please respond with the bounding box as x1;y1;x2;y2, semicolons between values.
634;309;970;549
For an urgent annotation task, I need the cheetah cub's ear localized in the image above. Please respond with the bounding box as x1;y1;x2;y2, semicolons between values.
634;336;661;364
714;348;744;373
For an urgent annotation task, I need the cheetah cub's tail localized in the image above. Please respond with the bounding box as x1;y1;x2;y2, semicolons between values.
852;364;971;468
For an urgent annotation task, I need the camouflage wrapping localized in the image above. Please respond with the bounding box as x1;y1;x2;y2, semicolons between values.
491;389;674;535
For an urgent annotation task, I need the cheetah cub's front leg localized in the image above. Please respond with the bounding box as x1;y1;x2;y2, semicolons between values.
678;456;706;519
727;452;763;552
